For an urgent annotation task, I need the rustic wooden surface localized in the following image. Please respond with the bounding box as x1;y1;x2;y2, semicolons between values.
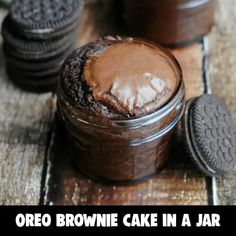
208;0;236;205
0;0;235;205
171;45;204;100
0;8;56;205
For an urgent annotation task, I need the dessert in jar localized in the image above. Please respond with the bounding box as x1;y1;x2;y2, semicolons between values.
124;0;216;47
57;36;185;183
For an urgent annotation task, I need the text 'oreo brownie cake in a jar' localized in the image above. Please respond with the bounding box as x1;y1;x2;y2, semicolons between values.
57;36;185;184
124;0;216;47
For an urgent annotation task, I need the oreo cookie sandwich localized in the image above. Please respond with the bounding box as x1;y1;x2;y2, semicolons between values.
4;49;71;71
2;16;74;60
184;94;236;177
8;0;83;39
1;0;83;92
7;69;58;93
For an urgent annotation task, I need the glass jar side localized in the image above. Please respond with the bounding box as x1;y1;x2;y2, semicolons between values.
57;79;185;183
124;0;216;47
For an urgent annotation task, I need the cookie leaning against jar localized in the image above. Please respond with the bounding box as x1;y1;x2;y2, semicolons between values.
57;36;185;183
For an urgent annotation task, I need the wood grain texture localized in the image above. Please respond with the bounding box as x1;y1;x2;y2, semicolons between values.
172;44;204;100
208;0;236;205
0;9;56;205
76;0;123;47
43;2;208;205
45;119;207;205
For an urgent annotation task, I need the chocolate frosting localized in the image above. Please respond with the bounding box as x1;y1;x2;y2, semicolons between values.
84;41;179;116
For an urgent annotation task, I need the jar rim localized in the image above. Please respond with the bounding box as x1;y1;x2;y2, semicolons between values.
178;0;212;10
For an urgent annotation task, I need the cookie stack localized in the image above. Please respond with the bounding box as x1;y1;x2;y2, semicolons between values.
1;0;83;92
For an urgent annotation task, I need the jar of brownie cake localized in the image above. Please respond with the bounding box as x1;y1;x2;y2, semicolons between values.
124;0;216;47
57;36;185;183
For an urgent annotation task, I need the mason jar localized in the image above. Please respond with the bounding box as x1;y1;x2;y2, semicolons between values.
57;39;185;184
124;0;216;47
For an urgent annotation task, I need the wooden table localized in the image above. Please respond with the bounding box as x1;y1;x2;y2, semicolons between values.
0;0;235;205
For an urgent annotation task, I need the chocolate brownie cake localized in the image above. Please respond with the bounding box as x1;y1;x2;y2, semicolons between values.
57;36;185;183
60;36;181;118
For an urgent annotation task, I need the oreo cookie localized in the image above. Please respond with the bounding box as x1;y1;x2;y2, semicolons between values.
2;17;74;60
1;0;83;93
184;94;236;176
4;49;69;71
9;0;83;39
6;63;59;77
7;68;58;93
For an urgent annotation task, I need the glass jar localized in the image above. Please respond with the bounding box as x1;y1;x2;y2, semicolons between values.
57;43;185;184
124;0;216;47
